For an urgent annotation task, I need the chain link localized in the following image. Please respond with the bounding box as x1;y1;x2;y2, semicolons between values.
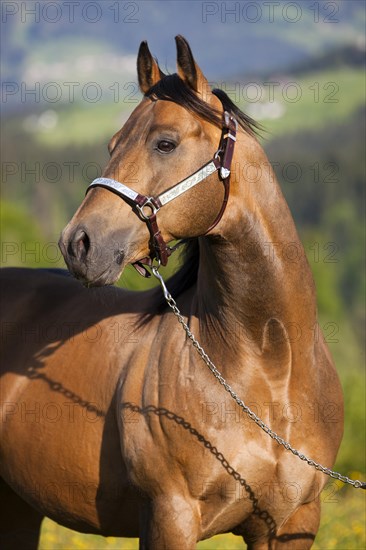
152;267;366;490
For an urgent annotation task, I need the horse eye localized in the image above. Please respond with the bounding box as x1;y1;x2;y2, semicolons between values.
156;140;176;154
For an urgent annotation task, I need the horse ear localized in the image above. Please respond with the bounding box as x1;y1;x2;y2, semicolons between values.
137;41;164;94
175;35;210;98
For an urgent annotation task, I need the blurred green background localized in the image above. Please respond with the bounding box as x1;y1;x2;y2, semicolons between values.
1;0;365;548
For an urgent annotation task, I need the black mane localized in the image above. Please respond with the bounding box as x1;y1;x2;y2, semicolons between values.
147;73;262;137
162;238;199;308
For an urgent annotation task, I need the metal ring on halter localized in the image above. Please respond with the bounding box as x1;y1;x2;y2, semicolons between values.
214;148;224;160
136;198;160;221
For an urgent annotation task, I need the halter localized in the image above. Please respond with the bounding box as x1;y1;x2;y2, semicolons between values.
86;111;237;277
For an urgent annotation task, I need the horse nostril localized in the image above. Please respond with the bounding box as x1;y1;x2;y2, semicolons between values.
115;250;125;266
69;229;90;262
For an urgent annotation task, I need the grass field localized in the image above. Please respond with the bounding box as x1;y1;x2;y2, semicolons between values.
247;68;366;139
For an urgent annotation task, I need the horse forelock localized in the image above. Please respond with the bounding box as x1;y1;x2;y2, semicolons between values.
145;73;262;138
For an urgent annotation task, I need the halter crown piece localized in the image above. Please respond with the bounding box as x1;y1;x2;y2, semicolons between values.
87;111;237;277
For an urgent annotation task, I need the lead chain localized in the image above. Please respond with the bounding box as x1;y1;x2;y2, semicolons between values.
152;267;366;490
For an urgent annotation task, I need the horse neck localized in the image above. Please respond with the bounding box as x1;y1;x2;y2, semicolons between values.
195;133;316;362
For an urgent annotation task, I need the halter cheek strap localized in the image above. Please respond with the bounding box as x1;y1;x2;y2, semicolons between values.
86;111;237;276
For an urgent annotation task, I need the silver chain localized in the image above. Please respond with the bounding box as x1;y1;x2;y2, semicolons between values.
152;266;365;490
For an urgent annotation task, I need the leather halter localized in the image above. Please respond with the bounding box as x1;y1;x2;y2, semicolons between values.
87;111;237;277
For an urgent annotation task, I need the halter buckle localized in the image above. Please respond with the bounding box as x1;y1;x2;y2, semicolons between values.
136;198;160;220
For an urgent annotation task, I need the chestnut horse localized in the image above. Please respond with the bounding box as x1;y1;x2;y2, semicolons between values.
0;36;343;549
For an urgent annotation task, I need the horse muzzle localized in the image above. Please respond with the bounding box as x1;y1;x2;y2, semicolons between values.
58;224;125;286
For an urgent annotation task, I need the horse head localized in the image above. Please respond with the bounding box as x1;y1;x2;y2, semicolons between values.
59;36;239;285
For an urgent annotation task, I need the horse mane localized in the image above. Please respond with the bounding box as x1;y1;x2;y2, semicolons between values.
137;239;199;321
163;238;200;305
144;74;261;310
147;73;262;137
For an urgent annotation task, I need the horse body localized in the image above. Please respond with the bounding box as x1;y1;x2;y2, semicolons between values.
0;270;137;533
0;37;343;549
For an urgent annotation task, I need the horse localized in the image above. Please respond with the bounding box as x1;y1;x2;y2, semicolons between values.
0;36;343;549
